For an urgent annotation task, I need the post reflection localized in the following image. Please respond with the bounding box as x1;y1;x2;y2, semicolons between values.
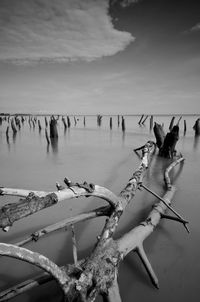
50;137;58;154
193;134;200;150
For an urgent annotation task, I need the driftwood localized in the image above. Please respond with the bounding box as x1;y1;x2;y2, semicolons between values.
153;122;179;158
0;141;188;302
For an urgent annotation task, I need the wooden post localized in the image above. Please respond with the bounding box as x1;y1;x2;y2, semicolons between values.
117;115;120;127
6;126;9;139
67;116;71;128
153;122;165;149
62;117;67;130
150;115;153;131
184;120;187;135
142;115;148;125
110;117;112;130
169;116;175;131
138;114;144;125
121;116;125;132
45;117;48;128
49;116;58;138
11;119;17;134
45;128;50;145
193;118;200;135
38;120;42;132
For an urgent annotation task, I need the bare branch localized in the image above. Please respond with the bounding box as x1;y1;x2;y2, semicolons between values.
0;243;70;295
135;244;159;289
14;206;110;247
0;185;119;230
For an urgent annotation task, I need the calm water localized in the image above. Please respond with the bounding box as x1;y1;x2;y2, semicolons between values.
0;115;200;302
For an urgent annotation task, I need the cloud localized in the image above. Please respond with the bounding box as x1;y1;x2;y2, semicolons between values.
184;22;200;34
110;0;141;7
0;0;134;64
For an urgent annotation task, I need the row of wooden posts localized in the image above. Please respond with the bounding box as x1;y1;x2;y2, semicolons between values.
1;114;200;140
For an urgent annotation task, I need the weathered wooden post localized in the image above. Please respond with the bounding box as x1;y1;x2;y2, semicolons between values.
45;117;48;128
21;116;25;124
38;120;42;132
184;120;187;135
45;128;50;145
117;115;120;127
67;116;71;128
150;115;153;131
6;126;9;139
74;116;77;126
153;122;165;149
169;116;175;131
122;116;125;132
193;118;200;135
49;116;58;138
11;119;17;134
142;115;148;125
62;117;67;131
31;118;35;129
15;117;21;130
28;116;31;128
138;114;144;125
109;117;112;130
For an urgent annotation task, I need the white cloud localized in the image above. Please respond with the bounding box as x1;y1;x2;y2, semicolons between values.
184;22;200;34
0;0;134;64
110;0;141;7
190;23;200;32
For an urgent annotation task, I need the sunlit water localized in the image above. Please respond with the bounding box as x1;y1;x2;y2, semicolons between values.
0;115;200;302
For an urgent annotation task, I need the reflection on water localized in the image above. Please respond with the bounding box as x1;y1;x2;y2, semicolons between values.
50;137;58;154
193;134;200;150
0;114;200;302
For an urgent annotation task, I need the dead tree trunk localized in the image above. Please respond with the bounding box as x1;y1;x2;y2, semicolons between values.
153;122;179;158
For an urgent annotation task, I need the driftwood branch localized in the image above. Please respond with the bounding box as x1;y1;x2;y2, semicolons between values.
0;185;120;231
0;142;187;302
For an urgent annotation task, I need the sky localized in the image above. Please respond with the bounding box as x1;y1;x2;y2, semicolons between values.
0;0;200;115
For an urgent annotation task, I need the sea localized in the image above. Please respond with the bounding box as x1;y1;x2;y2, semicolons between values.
0;114;199;302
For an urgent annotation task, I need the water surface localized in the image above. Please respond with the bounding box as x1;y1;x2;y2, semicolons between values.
0;115;199;302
